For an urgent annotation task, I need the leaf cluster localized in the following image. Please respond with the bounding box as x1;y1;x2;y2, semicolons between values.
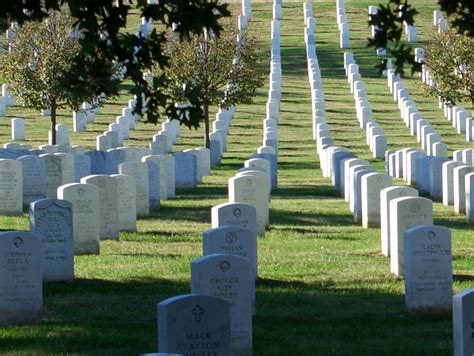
368;0;474;76
422;29;474;110
438;0;474;37
367;0;420;76
158;23;265;129
0;0;230;126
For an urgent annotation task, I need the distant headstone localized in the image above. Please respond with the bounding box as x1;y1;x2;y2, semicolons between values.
191;254;253;355
142;160;161;210
250;152;278;190
18;155;46;205
429;157;449;200
157;294;231;355
361;172;392;228
29;199;74;281
453;166;474;214
0;159;23;215
351;167;376;223
118;161;150;218
229;175;268;234
415;155;433;194
174;152;198;189
81;175;119;240
12;118;25;141
0;231;42;326
57;183;100;255
111;174;137;232
466;173;474;224
150;135;168;155
41;154;72;199
344;159;369;201
210;139;222;166
83;151;100;174
195;147;211;178
380;186;418;257
164;155;176;198
404;225;452;314
442;160;464;206
73;154;91;182
143;155;168;200
390;197;433;277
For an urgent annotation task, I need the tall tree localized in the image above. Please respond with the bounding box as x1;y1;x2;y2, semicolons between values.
423;30;474;111
159;24;265;148
1;11;106;144
0;0;230;127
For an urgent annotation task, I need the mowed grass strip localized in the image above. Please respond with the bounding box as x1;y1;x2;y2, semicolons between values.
0;1;472;354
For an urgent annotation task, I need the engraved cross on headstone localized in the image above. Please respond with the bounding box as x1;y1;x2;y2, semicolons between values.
192;305;204;322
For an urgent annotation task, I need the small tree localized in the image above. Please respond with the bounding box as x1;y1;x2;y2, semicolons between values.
423;29;474;112
1;11;108;144
159;23;265;149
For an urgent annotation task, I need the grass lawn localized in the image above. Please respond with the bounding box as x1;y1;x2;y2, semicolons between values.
0;1;472;354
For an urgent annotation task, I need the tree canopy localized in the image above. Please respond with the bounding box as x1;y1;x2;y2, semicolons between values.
423;29;474;110
1;11;104;144
0;0;230;127
159;23;265;148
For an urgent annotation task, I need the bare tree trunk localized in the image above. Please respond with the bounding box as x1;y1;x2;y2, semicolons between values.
204;102;210;149
51;98;57;145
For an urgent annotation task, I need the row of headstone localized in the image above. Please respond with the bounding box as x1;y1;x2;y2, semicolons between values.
344;53;387;159
0;144;184;213
387;70;449;156
433;10;448;33
306;13;454;317
210;107;235;166
150;117;180;155
421;69;473;142
367;6;389;56
265;15;281;159
73;101;101;133
305;4;334;167
379;191;454;314
384;147;474;221
403;18;417;43
154;4;262;353
97;97;142;150
335;0;350;48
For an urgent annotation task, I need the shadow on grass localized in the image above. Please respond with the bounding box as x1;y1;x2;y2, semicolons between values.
0;276;451;354
272;185;339;199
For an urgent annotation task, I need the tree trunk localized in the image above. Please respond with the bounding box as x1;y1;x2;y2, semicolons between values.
51;99;57;145
204;102;210;149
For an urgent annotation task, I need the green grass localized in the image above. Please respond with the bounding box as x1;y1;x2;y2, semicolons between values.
0;1;473;354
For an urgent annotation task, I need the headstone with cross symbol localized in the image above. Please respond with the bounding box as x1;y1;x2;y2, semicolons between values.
158;294;231;355
192;254;253;355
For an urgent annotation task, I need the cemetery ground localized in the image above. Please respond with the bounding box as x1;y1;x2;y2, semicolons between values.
0;0;473;354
